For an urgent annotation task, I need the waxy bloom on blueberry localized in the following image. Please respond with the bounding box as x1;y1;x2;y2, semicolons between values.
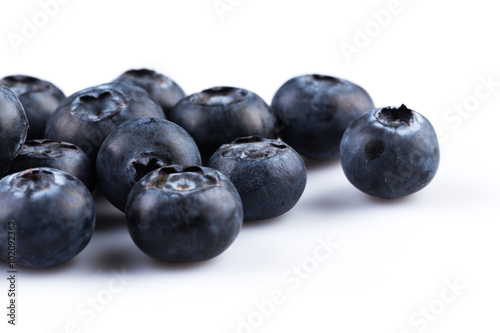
168;86;278;164
0;168;95;268
209;136;307;221
340;104;440;199
126;165;243;263
271;74;374;160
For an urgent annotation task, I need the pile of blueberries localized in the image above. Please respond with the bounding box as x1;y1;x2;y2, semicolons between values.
0;70;440;268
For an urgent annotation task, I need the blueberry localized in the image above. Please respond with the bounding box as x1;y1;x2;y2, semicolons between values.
340;104;440;199
0;168;95;268
96;117;202;212
45;82;165;162
271;74;374;160
113;68;185;116
126;165;243;262
1;75;65;140
9;139;96;191
0;84;29;177
208;136;307;221
168;86;278;163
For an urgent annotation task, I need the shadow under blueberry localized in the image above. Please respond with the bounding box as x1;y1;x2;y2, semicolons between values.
302;156;340;171
148;256;219;271
88;244;145;273
302;186;415;214
94;213;127;231
366;193;414;205
241;215;287;229
93;188;127;232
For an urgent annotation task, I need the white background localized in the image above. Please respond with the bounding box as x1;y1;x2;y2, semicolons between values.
1;0;499;332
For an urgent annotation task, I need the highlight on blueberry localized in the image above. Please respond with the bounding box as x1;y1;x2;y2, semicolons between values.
271;74;374;160
125;165;243;263
340;104;440;199
209;136;307;221
0;167;95;268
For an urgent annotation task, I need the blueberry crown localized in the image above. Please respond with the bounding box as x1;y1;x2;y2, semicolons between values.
376;104;414;127
147;165;220;192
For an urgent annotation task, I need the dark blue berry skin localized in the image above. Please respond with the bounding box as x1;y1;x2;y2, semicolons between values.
168;86;278;164
45;82;165;162
340;105;440;199
271;74;374;161
126;165;243;263
0;168;95;268
0;84;29;177
1;75;65;140
9;139;96;191
208;136;307;221
113;68;186;116
96;117;202;212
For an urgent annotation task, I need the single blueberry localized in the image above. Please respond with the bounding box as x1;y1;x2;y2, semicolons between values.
271;74;374;160
0;168;95;268
340;104;440;199
208;136;307;221
126;165;243;262
96;117;202;212
168;86;278;164
0;84;29;177
1;75;65;139
113;68;185;116
9;139;96;191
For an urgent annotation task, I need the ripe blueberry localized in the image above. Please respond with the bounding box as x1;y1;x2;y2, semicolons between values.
209;136;307;221
0;168;95;268
340;104;440;199
271;74;374;160
45;82;165;162
113;68;185;116
96;117;202;212
9;139;96;191
126;165;243;262
168;86;278;163
1;75;65;140
0;84;29;177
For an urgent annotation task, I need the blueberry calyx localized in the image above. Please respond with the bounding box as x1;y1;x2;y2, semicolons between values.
148;165;220;193
1;75;51;95
19;139;79;159
376;104;413;127
70;90;126;122
129;155;164;182
10;168;56;192
123;69;168;86
192;87;248;106
310;74;342;85
220;136;287;160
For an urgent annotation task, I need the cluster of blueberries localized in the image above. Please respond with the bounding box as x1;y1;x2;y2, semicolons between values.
0;70;439;268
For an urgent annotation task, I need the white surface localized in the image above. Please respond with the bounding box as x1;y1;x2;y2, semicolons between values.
1;1;499;332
